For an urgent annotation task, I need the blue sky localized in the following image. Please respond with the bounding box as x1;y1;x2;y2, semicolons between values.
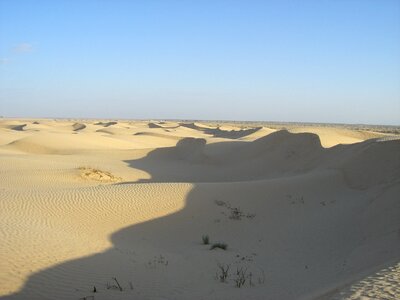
0;0;399;124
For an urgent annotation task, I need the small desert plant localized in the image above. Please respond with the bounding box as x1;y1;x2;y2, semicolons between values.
210;242;228;250
214;200;226;206
246;213;256;219
112;277;123;291
249;272;254;286
234;267;248;288
216;263;230;282
258;268;266;285
229;207;244;220
106;281;119;290
79;296;94;300
147;255;168;268
202;235;210;245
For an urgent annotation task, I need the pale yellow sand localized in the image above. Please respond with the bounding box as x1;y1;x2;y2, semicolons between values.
288;126;392;148
0;119;399;300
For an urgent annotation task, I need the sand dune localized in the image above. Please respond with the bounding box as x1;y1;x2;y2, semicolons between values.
148;122;168;129
288;126;391;148
72;122;86;131
95;128;121;135
146;122;181;130
95;121;118;127
134;131;183;140
10;124;27;131
6;132;137;154
0;119;399;300
124;130;400;186
179;122;263;139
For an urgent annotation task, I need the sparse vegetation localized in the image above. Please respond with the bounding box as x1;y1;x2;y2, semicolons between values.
215;263;266;288
78;166;122;182
105;277;124;291
202;234;210;245
234;267;248;288
216;263;230;282
79;296;94;300
249;272;254;286
112;277;123;291
215;200;255;220
215;200;226;206
229;207;244;220
147;254;169;268
210;242;228;250
106;281;119;290
258;268;266;285
81;277;137;298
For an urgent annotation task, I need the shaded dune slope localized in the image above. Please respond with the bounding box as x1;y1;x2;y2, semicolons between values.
72;123;86;131
125;130;400;186
10;124;27;131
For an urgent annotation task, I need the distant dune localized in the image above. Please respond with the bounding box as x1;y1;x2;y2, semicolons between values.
95;121;118;127
72;122;86;131
0;119;399;300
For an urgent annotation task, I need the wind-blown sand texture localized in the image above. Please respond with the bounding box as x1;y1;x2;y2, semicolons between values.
0;119;399;300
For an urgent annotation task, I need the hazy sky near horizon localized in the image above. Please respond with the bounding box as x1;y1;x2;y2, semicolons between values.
0;0;399;125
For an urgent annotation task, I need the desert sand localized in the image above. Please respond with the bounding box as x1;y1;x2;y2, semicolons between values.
0;119;399;300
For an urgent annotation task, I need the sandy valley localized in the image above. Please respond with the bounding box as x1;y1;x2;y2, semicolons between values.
0;119;399;300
